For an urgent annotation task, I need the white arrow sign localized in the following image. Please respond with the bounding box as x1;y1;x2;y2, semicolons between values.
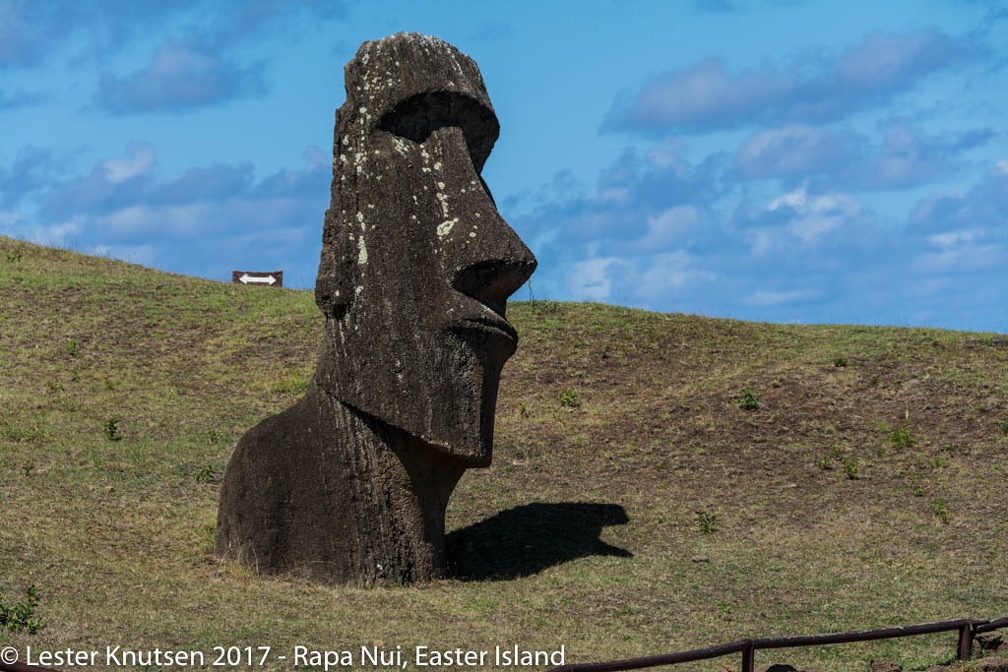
239;274;276;285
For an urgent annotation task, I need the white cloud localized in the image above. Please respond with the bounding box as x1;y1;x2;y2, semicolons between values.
766;184;863;246
645;138;690;175
745;288;821;307
29;217;84;247
569;257;620;301
102;143;155;183
636;251;712;298
736;125;851;177
607;28;976;133
640;206;700;248
590;186;631;204
87;243;158;266
769;185;860;217
927;230;976;247
0;209;20;231
913;245;1001;274
98;41;267;113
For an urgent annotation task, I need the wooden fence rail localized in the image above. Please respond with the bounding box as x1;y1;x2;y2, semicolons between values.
548;617;1006;672
1;616;1003;672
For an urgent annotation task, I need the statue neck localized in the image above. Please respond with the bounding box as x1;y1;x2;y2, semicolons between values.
329;394;466;584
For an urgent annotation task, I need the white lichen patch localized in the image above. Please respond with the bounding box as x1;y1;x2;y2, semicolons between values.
437;218;458;238
391;137;410;156
434;161;442;171
435;191;450;217
437;181;445;190
356;211;365;228
357;235;368;264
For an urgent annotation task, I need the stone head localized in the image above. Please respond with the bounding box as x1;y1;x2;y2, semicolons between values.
314;33;536;466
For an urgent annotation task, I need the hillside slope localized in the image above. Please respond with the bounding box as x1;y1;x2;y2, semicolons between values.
1;235;1006;671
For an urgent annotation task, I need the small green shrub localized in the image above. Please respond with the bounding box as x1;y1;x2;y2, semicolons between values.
696;509;718;534
842;457;860;480
1;584;41;634
558;388;580;408
933;499;949;523
273;373;310;396
888;413;917;450
889;424;916;449
194;465;217;483
103;418;121;441
833;356;848;368
207;429;231;444
737;388;759;411
998;421;1008;435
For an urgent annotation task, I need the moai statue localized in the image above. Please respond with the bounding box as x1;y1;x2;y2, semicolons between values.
215;33;537;585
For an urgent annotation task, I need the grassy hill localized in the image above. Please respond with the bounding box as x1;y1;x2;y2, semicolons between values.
1;234;1006;671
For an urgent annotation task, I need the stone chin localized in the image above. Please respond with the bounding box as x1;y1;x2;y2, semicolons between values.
316;303;517;468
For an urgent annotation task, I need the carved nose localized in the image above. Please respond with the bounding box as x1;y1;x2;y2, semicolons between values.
452;251;537;317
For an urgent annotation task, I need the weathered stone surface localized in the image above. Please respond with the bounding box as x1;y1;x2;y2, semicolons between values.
215;32;536;585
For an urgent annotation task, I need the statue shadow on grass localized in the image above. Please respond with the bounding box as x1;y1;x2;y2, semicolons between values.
446;502;632;581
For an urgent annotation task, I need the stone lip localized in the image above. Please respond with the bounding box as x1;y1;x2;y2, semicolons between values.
449;305;520;345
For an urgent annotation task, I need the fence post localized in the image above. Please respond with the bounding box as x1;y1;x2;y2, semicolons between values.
741;643;755;672
956;624;974;660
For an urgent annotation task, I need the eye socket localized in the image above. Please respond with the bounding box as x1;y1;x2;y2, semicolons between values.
377;92;499;172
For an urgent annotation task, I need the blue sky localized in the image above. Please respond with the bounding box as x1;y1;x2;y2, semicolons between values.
2;1;1006;332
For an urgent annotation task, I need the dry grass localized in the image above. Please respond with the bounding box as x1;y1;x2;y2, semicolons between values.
1;235;1006;671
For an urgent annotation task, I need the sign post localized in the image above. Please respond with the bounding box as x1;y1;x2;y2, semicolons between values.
232;270;283;287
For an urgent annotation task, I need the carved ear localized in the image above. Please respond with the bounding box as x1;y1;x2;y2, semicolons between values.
314;210;357;321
